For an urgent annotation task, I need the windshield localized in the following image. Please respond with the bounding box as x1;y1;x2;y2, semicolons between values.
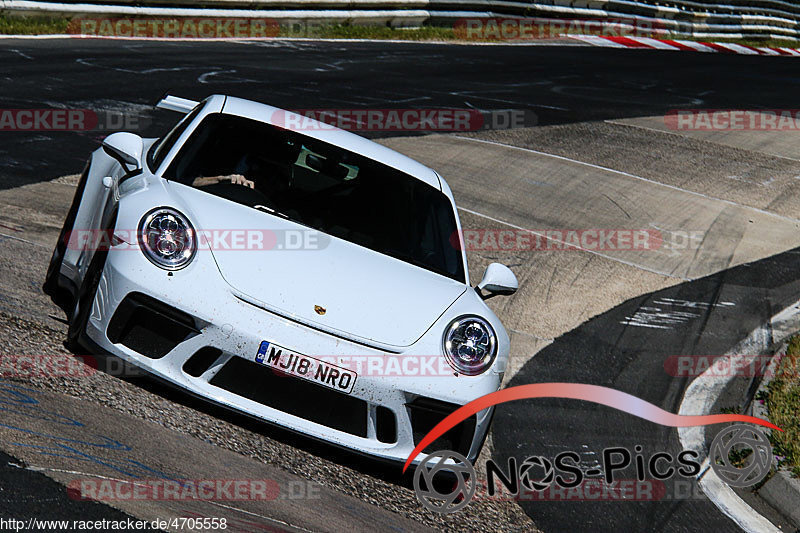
162;113;465;282
147;101;207;172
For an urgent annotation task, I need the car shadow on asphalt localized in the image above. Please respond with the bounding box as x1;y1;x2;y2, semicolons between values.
494;246;800;532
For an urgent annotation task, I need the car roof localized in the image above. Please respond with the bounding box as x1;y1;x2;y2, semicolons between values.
218;95;443;191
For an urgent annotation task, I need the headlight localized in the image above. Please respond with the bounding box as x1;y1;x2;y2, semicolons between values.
138;208;196;270
442;316;497;376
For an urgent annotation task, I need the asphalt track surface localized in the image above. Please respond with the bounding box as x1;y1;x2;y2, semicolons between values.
499;250;800;532
2;38;800;532
3;39;800;190
0;451;149;526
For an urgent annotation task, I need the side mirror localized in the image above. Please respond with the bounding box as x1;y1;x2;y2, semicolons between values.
102;132;143;170
476;263;518;300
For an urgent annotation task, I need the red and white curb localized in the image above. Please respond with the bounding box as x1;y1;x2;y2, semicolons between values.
570;35;800;57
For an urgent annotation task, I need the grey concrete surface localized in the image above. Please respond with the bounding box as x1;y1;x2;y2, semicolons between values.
458;122;800;220
380;134;800;281
758;471;800;528
611;115;800;162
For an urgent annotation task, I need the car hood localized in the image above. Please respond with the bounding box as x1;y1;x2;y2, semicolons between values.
174;185;467;348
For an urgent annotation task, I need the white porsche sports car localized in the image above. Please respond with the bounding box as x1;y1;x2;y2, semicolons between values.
44;94;518;466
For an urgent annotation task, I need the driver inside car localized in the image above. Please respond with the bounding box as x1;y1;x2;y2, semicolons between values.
192;153;256;189
192;173;254;189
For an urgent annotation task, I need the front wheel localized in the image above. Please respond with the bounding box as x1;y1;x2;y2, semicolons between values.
66;250;107;352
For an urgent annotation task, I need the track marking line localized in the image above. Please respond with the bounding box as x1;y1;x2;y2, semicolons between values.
451;135;800;223
204;501;316;533
9;48;33;59
0;231;47;248
603;119;800;163
456;205;689;280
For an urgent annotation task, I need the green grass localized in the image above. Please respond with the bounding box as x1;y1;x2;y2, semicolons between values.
0;14;69;35
763;336;800;477
0;15;458;40
279;23;456;41
727;447;754;468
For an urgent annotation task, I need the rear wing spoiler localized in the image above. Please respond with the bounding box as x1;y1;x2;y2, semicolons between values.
157;95;199;113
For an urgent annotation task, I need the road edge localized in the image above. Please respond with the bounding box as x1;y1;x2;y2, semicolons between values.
677;301;800;532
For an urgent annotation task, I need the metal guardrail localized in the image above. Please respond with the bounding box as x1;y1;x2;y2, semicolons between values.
2;0;799;40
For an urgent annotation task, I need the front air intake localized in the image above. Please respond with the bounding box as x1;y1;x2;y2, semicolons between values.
107;293;199;358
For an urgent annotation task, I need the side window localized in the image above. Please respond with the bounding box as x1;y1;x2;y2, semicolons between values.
147;102;206;173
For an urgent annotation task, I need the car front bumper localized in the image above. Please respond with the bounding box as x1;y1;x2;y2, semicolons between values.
83;247;499;466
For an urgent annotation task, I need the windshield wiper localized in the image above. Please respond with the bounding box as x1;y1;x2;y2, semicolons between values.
252;204;320;233
253;204;290;219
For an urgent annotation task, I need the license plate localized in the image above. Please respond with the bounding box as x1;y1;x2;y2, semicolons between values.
254;341;356;394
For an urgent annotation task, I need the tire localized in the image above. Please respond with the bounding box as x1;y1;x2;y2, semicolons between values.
66;249;108;352
44;163;90;308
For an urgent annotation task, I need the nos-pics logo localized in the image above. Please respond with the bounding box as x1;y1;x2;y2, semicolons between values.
413;424;773;514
